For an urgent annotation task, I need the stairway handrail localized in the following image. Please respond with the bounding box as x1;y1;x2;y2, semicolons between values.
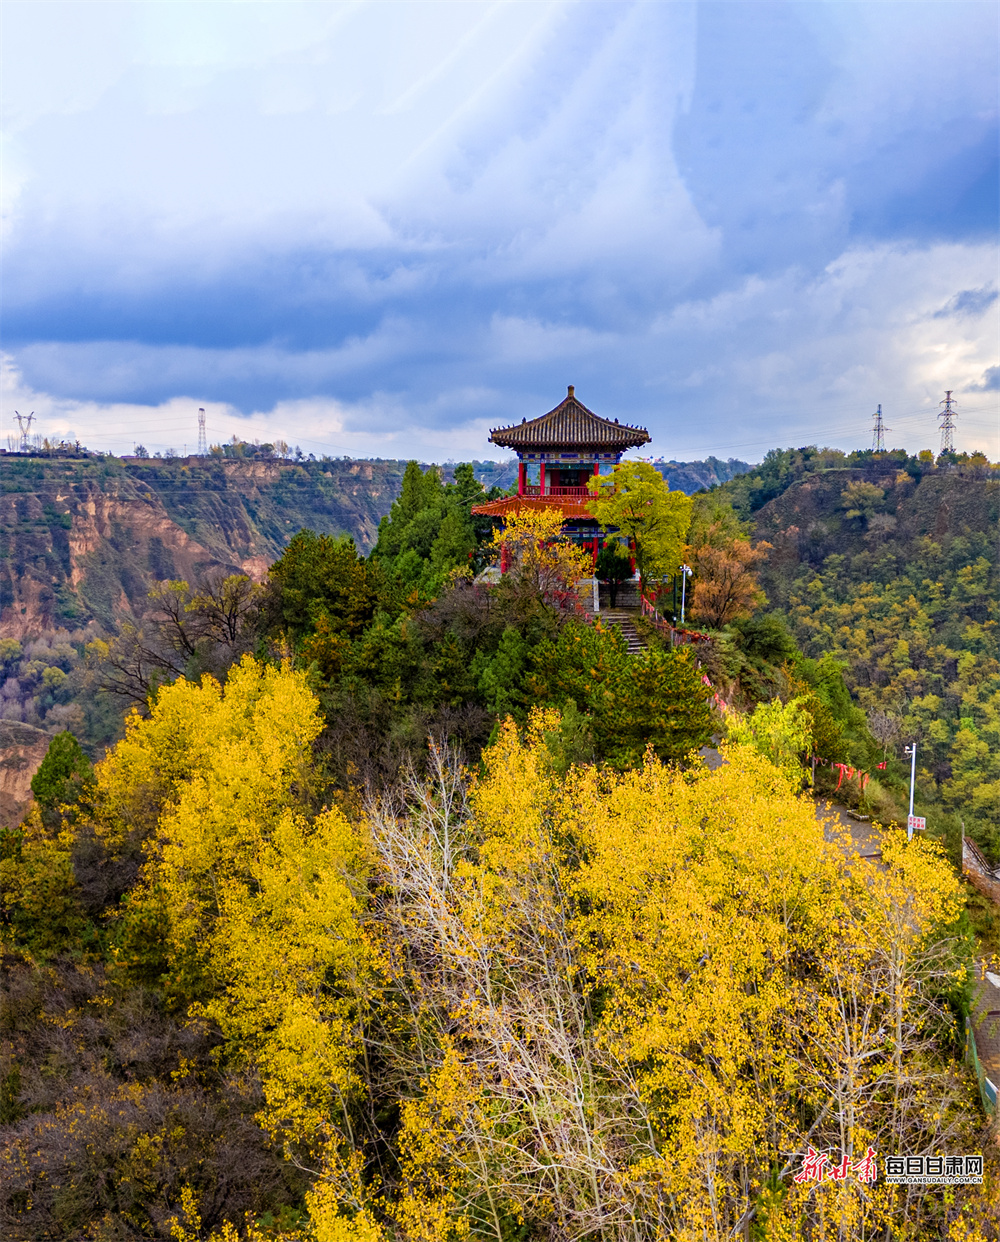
640;591;712;646
640;591;669;630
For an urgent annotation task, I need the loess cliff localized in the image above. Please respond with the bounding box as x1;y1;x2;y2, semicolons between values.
1;455;418;637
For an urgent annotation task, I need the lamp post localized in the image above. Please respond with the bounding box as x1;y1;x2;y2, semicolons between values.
904;742;917;840
679;564;692;626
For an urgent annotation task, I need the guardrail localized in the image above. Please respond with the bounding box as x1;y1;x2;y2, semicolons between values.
963;834;1000;904
640;592;712;647
966;1017;998;1115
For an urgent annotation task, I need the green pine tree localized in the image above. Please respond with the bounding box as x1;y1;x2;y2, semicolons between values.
31;732;95;826
430;508;476;575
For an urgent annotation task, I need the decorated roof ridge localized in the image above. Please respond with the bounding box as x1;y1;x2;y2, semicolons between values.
488;386;651;450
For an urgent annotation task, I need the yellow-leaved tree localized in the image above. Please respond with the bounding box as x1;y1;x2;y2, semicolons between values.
587;460;692;595
489;506;592;618
49;664;986;1242
96;657;380;1241
725;695;813;785
361;714;983;1241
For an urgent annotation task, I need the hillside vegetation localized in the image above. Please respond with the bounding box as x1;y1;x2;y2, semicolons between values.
0;455;499;768
2;645;990;1242
4;447;998;1240
0;453;741;779
710;447;998;860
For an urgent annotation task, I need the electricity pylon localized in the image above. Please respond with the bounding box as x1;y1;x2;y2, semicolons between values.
938;391;957;454
14;411;35;451
871;404;890;452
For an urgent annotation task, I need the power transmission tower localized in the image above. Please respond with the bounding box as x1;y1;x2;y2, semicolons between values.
871;403;890;452
14;411;35;451
197;408;207;456
938;390;957;454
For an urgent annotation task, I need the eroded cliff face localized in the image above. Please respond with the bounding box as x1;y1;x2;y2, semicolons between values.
0;721;52;827
3;480;241;638
1;455;409;638
0;453;445;814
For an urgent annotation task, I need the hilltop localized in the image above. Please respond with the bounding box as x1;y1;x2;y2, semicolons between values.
2;450;992;1240
0;450;746;801
0;452;742;638
712;448;999;860
11;442;994;857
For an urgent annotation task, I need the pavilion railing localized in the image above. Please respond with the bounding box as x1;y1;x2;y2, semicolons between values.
522;485;593;498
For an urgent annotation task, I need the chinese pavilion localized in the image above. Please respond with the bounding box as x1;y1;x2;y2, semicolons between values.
471;386;651;558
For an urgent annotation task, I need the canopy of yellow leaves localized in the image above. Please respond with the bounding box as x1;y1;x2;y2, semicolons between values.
99;658;370;1148
367;714;983;1241
488;506;592;595
38;665;987;1242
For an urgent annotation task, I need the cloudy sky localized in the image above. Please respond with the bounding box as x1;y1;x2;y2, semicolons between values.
2;0;997;462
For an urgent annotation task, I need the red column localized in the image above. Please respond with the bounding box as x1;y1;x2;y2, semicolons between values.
592;466;601;564
539;461;546;496
518;462;526;495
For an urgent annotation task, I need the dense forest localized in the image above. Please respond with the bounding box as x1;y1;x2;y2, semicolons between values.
714;445;998;864
0;451;739;767
1;448;997;1241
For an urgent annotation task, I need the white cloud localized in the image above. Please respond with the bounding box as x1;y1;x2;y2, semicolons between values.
1;0;572;237
0;353;511;461
488;315;620;365
644;241;1000;457
5;235;996;463
1;1;996;465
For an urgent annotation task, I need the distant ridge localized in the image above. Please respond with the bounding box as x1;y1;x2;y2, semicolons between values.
652;457;753;493
1;451;751;640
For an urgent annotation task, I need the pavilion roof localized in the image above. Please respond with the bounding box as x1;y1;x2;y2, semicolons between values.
488;387;650;451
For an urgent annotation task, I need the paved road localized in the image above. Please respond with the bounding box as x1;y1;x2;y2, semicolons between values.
814;797;883;856
813;796;1000;1107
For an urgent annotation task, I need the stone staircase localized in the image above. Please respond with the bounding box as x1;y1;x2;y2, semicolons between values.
599;610;646;654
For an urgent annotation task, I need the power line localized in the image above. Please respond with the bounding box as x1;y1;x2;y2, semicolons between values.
24;401;996;440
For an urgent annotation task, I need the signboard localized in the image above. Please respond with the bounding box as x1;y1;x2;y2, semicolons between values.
908;815;926;833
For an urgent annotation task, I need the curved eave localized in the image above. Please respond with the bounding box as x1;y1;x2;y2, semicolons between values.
487;393;651;451
488;429;650;451
471;495;599;520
